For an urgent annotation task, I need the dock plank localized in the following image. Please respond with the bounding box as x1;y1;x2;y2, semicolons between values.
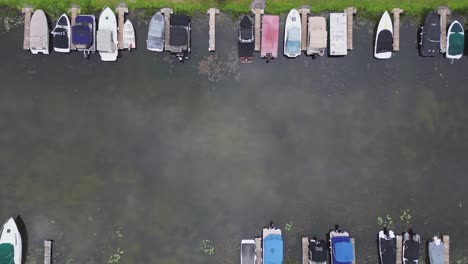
69;6;80;50
116;5;128;50
392;8;403;51
443;235;449;264
207;8;219;51
298;8;309;51
160;8;173;51
255;237;262;264
21;7;33;50
344;7;356;50
252;8;264;52
396;235;402;264
438;6;451;53
302;237;309;264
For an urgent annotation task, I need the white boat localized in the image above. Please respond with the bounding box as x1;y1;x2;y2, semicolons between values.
97;7;118;61
374;11;393;59
329;13;347;56
52;14;71;53
147;12;165;52
446;20;464;61
307;16;327;57
123;19;136;51
284;9;301;58
29;9;49;55
241;239;255;264
0;218;22;264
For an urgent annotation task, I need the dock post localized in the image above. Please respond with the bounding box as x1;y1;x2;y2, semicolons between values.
21;7;34;50
301;237;309;264
298;7;310;51
252;8;264;52
43;240;52;264
116;3;128;50
344;7;357;50
68;5;81;50
443;235;450;264
437;6;451;53
254;237;262;264
160;8;173;51
207;8;220;52
392;8;403;51
396;235;403;264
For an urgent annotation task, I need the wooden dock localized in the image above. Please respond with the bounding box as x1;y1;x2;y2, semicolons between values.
160;8;173;51
396;235;403;264
344;7;357;50
43;240;52;264
437;6;451;53
207;8;219;52
392;8;403;51
443;235;450;264
351;237;356;264
21;7;34;50
298;8;310;51
69;6;80;50
252;8;264;52
301;237;309;264
116;5;128;50
254;237;262;264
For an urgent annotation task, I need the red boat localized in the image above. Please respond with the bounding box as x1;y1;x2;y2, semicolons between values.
261;15;279;62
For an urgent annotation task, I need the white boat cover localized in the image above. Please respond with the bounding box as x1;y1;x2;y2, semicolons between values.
97;30;116;52
307;16;327;55
29;9;49;54
329;13;347;56
428;240;444;264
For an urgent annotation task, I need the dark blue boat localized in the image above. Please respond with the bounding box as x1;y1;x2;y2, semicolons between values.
72;15;96;58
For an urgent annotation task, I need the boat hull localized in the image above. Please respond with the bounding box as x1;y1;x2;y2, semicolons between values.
52;14;71;53
446;20;464;60
419;11;440;57
98;7;118;61
0;218;22;264
374;11;393;59
147;12;165;52
261;15;279;61
123;19;136;50
284;9;301;58
30;9;49;55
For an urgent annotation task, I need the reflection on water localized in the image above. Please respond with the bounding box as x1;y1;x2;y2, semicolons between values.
0;11;468;264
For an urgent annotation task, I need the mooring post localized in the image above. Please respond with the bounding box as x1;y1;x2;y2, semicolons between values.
252;8;264;52
392;8;403;51
160;8;173;51
207;8;220;51
298;7;310;51
437;6;451;53
21;7;34;50
344;7;357;50
116;3;128;50
68;5;81;50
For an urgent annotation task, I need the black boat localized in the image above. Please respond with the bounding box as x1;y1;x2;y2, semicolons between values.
420;11;440;57
379;228;396;264
238;15;254;63
403;229;420;264
52;14;71;53
308;238;328;264
169;14;191;62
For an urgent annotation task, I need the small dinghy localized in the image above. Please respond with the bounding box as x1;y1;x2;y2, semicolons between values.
374;11;393;59
72;15;96;58
238;15;254;63
307;16;327;57
419;11;440;57
261;15;279;62
241;239;256;264
428;236;445;264
303;237;328;264
403;229;420;264
263;226;283;264
0;218;22;264
379;228;396;264
169;14;191;62
284;9;301;58
330;226;354;264
97;7;118;61
446;20;464;61
123;19;136;51
52;14;71;53
29;9;49;54
147;12;165;52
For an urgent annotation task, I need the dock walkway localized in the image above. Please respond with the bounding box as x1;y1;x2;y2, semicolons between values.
21;7;33;50
438;6;451;53
207;8;219;51
301;237;308;264
252;8;264;52
161;8;173;51
396;235;402;264
254;237;262;264
69;6;80;50
298;8;309;51
392;8;403;51
116;5;128;50
44;240;52;264
344;7;356;50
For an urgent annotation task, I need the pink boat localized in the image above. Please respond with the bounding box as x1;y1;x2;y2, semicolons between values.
261;15;279;62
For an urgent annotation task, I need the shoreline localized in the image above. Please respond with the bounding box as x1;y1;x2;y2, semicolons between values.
0;0;467;17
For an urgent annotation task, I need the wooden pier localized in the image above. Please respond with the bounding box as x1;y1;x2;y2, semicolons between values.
350;237;356;264
396;235;403;264
298;8;310;51
392;8;403;51
43;240;52;264
301;237;309;264
252;8;264;52
116;4;128;50
69;6;80;50
344;7;357;50
160;8;173;51
437;6;451;53
207;8;219;52
443;235;450;264
21;7;34;50
254;237;262;264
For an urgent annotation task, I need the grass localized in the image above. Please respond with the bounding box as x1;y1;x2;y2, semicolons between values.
0;0;467;16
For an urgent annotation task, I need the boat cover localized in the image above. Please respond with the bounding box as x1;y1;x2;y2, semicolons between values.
428;242;444;264
376;30;393;53
404;240;419;262
73;16;93;46
308;17;327;50
261;15;279;58
97;30;115;52
57;15;68;26
420;11;440;56
285;26;301;55
239;42;254;57
264;234;283;264
148;13;164;50
240;16;254;42
448;22;464;56
0;243;14;264
29;10;48;50
171;15;189;27
52;27;69;49
309;240;328;262
380;238;396;264
241;243;255;264
332;236;353;264
170;27;188;46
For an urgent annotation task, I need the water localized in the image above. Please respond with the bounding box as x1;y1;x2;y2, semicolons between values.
0;10;468;264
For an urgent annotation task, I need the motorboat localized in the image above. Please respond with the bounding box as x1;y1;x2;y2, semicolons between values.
428;235;446;264
306;16;327;57
419;11;440;56
0;218;22;264
379;228;396;264
51;14;71;53
97;7;118;61
147;12;165;52
263;226;283;264
374;11;393;59
330;226;354;264
402;229;420;264
260;15;279;62
329;13;347;56
241;239;256;264
29;9;49;54
169;14;191;62
284;9;301;58
238;15;254;63
123;19;136;51
72;15;96;58
303;236;328;264
446;20;464;61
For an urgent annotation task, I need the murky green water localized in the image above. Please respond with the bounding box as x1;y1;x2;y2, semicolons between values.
0;10;468;264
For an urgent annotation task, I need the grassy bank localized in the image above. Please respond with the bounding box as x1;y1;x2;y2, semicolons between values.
0;0;467;16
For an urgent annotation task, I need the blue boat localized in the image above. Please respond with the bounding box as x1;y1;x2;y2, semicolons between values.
72;15;96;58
330;226;354;264
263;227;283;264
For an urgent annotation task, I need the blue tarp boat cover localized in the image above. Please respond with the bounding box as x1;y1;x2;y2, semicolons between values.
332;236;353;264
264;234;283;264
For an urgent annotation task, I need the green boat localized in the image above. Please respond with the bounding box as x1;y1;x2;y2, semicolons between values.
446;20;464;61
